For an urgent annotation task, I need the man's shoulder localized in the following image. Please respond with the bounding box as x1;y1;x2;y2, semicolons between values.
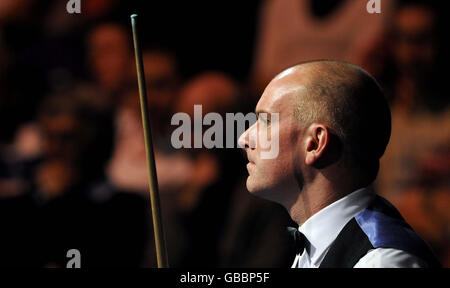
353;195;441;267
320;194;441;268
354;248;429;268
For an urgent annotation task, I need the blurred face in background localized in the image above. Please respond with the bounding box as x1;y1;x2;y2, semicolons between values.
174;72;238;149
37;113;83;197
83;0;118;20
390;5;437;76
143;51;179;113
41;114;82;162
0;0;35;24
176;72;238;118
88;24;132;94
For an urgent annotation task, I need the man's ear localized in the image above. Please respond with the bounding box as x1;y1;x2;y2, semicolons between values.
304;124;329;167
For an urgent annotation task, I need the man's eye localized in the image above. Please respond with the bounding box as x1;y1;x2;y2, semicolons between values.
259;115;270;124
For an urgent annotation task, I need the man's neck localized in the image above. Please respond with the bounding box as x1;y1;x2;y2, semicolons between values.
287;175;365;226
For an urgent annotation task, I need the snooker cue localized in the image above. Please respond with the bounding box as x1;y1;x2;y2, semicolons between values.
130;14;169;268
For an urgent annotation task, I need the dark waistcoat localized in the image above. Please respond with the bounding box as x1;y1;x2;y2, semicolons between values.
319;195;441;268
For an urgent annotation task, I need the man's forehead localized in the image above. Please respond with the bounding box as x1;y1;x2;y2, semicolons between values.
256;74;308;113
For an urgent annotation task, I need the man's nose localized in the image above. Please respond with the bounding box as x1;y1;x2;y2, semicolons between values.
238;129;248;149
238;123;256;149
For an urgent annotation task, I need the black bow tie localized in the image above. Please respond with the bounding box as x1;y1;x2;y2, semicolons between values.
287;227;307;256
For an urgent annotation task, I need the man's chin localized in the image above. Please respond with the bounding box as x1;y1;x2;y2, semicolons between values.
245;176;259;194
246;178;275;201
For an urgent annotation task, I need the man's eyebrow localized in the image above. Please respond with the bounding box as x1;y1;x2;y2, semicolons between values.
255;109;270;115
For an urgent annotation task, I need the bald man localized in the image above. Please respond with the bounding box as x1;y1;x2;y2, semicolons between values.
238;60;441;268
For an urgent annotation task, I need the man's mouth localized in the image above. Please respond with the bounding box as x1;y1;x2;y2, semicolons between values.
246;154;256;165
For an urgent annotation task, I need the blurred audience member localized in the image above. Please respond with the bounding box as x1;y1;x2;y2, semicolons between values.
174;72;239;212
36;90;147;267
363;2;450;266
108;49;182;195
106;49;190;266
0;86;148;267
0;0;36;26
0;0;47;144
86;23;134;107
43;0;120;36
251;0;396;94
175;72;293;267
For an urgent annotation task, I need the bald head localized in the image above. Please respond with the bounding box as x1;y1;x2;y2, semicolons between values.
276;60;391;180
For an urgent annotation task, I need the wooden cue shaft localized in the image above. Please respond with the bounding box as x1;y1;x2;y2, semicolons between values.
130;14;169;268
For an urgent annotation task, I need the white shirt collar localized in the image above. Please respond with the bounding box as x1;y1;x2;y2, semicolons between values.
297;186;375;266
